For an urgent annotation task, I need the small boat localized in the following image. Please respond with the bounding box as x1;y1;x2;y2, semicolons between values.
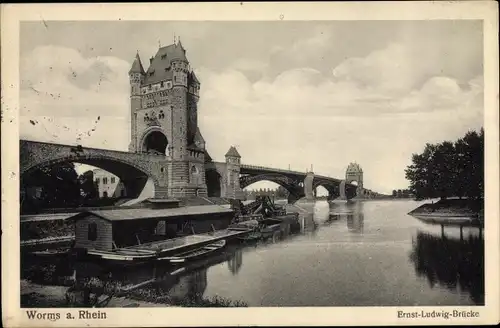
158;240;226;264
86;248;158;264
29;248;71;258
237;218;282;242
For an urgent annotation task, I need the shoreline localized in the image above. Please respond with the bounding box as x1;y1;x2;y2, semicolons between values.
408;198;483;226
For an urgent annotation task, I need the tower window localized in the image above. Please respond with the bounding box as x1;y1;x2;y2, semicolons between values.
174;76;177;82
111;177;115;183
103;177;108;184
160;81;164;88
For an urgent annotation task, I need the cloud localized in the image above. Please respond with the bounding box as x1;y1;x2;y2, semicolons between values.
20;45;130;118
19;32;483;193
20;45;131;150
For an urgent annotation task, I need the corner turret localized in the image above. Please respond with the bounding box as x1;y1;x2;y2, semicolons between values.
128;52;145;152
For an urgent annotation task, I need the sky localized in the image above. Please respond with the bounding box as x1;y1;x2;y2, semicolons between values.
19;20;484;194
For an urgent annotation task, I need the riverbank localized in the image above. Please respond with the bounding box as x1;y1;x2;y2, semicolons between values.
20;280;166;308
408;198;483;223
21;280;247;308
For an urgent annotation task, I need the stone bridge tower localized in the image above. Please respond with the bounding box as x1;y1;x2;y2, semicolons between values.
345;162;364;196
128;40;207;198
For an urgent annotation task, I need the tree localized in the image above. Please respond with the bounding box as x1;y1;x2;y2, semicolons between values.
405;128;484;200
392;190;397;197
79;170;98;200
22;162;82;211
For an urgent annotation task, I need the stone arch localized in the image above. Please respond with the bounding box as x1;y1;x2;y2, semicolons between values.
21;154;159;200
138;127;169;155
239;174;304;203
205;168;223;197
313;181;340;200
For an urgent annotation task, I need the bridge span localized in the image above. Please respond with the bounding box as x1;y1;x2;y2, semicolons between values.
20;140;377;204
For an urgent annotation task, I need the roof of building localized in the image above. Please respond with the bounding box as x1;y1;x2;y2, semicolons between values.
129;53;146;75
225;146;241;158
143;42;188;85
204;150;213;162
21;212;79;222
68;205;233;222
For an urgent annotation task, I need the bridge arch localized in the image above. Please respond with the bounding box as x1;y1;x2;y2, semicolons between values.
21;153;159;200
240;173;304;203
313;180;340;200
138;127;169;155
205;168;222;197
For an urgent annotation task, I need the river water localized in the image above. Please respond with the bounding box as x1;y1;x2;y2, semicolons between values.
194;200;484;306
26;200;484;307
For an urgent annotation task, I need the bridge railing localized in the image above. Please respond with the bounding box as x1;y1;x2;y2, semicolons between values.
240;164;307;176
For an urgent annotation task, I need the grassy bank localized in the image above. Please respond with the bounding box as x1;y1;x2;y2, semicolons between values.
408;198;483;217
21;279;247;308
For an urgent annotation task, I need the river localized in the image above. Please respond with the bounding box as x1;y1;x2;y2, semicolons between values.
23;200;484;307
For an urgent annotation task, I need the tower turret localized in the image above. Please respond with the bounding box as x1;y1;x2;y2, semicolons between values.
129;52;145;152
225;146;242;199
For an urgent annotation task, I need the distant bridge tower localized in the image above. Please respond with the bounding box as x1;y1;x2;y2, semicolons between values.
127;41;207;198
345;162;364;196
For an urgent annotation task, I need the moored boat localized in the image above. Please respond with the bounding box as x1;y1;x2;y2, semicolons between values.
236;218;283;242
30;248;71;258
85;248;158;264
157;240;226;264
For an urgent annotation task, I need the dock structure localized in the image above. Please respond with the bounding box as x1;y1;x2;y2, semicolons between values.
68;203;237;253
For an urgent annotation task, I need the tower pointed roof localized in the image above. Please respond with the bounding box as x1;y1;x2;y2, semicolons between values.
189;71;200;84
225;146;241;158
129;52;145;75
194;127;205;144
143;43;189;85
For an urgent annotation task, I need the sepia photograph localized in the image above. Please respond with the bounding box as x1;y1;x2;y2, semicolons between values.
2;2;499;327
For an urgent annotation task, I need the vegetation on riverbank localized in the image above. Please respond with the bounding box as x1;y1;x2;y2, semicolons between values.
405;128;483;201
408;198;483;217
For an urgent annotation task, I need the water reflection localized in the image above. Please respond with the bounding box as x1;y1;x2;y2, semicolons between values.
320;201;365;234
409;230;484;305
227;249;243;275
159;269;208;303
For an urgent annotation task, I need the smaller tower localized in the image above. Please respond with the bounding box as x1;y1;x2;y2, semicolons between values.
345;162;364;195
128;52;145;152
224;146;242;199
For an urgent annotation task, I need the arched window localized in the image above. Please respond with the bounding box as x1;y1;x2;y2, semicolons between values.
88;222;97;241
191;165;198;175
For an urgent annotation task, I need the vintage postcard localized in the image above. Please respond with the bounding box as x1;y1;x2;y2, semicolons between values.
2;1;499;327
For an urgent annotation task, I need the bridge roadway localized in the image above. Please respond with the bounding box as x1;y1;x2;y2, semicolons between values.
238;164;344;183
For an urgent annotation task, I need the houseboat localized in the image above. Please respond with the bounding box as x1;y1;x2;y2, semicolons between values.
68;199;252;265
